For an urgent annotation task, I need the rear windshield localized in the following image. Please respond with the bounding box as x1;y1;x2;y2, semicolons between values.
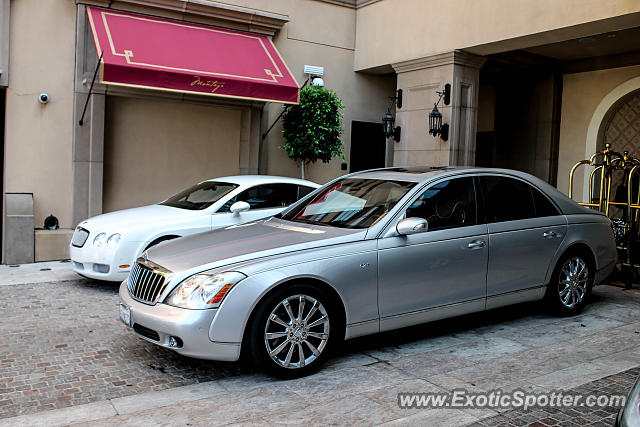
160;181;238;210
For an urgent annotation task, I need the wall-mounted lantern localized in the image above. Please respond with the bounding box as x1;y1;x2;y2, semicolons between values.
382;89;403;142
428;84;450;141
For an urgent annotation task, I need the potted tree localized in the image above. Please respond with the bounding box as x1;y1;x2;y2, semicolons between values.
281;85;345;179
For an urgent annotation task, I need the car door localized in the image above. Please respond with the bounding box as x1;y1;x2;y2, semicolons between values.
480;175;567;306
212;183;312;228
377;176;488;331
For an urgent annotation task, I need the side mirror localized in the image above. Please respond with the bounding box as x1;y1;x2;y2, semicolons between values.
396;217;428;235
230;201;250;215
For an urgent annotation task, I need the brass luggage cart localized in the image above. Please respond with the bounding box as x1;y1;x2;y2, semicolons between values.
568;143;640;288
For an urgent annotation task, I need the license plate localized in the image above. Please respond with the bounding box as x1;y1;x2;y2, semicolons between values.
119;304;131;327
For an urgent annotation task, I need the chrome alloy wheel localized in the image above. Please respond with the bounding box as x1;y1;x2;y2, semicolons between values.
264;294;330;369
558;257;588;309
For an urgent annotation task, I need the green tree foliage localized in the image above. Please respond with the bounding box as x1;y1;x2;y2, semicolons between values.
281;86;345;177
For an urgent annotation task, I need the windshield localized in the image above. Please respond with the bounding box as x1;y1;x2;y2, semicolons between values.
160;181;238;210
280;178;416;229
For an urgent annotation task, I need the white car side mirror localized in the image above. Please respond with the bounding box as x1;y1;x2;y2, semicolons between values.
230;201;250;215
396;217;428;235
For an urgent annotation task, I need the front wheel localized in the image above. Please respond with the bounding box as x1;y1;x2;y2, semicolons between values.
546;252;593;316
246;285;337;379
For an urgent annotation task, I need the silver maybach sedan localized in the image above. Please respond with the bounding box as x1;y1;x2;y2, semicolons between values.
119;167;617;378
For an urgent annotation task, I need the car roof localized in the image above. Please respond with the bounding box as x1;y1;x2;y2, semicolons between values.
203;175;320;187
352;166;554;183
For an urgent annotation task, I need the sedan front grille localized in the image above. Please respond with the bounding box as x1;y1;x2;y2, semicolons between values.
127;262;170;304
71;227;90;248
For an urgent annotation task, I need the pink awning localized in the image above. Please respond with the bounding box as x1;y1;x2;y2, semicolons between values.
86;6;299;104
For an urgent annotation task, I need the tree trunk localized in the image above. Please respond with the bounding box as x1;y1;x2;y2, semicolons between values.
301;161;306;180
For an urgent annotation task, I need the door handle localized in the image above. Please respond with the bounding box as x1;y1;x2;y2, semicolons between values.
467;240;486;249
543;231;558;238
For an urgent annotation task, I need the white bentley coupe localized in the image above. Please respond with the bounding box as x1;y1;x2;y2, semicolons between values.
70;176;319;281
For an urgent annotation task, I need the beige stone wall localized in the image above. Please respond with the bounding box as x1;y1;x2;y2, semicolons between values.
105;0;396;185
5;0;76;229
103;96;243;212
264;39;397;184
355;0;640;71
393;63;454;167
557;66;640;198
260;0;396;184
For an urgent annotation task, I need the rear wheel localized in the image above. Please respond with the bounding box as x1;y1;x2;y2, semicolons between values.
246;284;337;379
546;252;593;316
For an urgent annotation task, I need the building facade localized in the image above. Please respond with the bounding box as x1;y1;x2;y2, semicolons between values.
1;0;640;262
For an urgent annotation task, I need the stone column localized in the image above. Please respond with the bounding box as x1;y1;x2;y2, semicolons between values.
0;0;9;87
72;4;106;226
391;50;486;167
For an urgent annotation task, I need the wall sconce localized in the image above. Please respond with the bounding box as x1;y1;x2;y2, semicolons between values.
382;89;403;142
428;84;450;141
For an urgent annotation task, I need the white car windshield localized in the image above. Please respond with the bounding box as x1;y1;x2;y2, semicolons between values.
280;178;415;229
160;181;238;210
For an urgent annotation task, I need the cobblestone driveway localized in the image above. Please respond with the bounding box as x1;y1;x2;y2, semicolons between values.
0;279;244;418
469;366;640;426
1;279;640;425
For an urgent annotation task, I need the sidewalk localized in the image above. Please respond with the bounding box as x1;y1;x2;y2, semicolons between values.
0;260;79;286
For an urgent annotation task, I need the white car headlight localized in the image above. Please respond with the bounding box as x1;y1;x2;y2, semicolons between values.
92;232;107;247
107;233;121;248
166;272;246;309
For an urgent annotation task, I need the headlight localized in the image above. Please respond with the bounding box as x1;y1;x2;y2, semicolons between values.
107;233;121;248
165;272;246;309
92;232;106;247
620;376;640;427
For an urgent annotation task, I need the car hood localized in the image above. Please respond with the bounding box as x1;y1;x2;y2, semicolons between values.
145;217;364;273
78;204;194;235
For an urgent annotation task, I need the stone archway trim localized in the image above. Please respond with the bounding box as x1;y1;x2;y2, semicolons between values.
582;76;640;201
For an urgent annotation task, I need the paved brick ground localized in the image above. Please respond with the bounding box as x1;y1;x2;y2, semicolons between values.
468;366;640;427
1;278;639;425
0;279;245;418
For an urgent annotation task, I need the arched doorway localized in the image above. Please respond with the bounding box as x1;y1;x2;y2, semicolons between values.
581;77;640;202
603;90;640;154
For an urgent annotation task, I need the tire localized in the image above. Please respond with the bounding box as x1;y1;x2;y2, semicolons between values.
545;251;594;316
246;284;340;379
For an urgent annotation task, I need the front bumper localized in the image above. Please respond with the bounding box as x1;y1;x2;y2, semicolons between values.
70;241;140;281
118;281;241;361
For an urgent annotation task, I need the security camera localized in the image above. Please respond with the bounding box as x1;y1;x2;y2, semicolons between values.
38;93;49;104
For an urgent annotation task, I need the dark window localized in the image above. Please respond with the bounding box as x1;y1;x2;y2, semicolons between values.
219;184;303;212
160;181;238;210
480;176;535;222
297;185;315;199
406;178;477;231
532;187;560;217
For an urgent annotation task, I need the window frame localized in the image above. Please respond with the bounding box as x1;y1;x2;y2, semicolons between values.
216;183;307;213
477;174;562;223
401;176;480;232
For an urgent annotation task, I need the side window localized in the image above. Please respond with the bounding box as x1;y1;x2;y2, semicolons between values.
532;187;560;217
406;177;477;231
480;176;535;222
219;184;299;212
